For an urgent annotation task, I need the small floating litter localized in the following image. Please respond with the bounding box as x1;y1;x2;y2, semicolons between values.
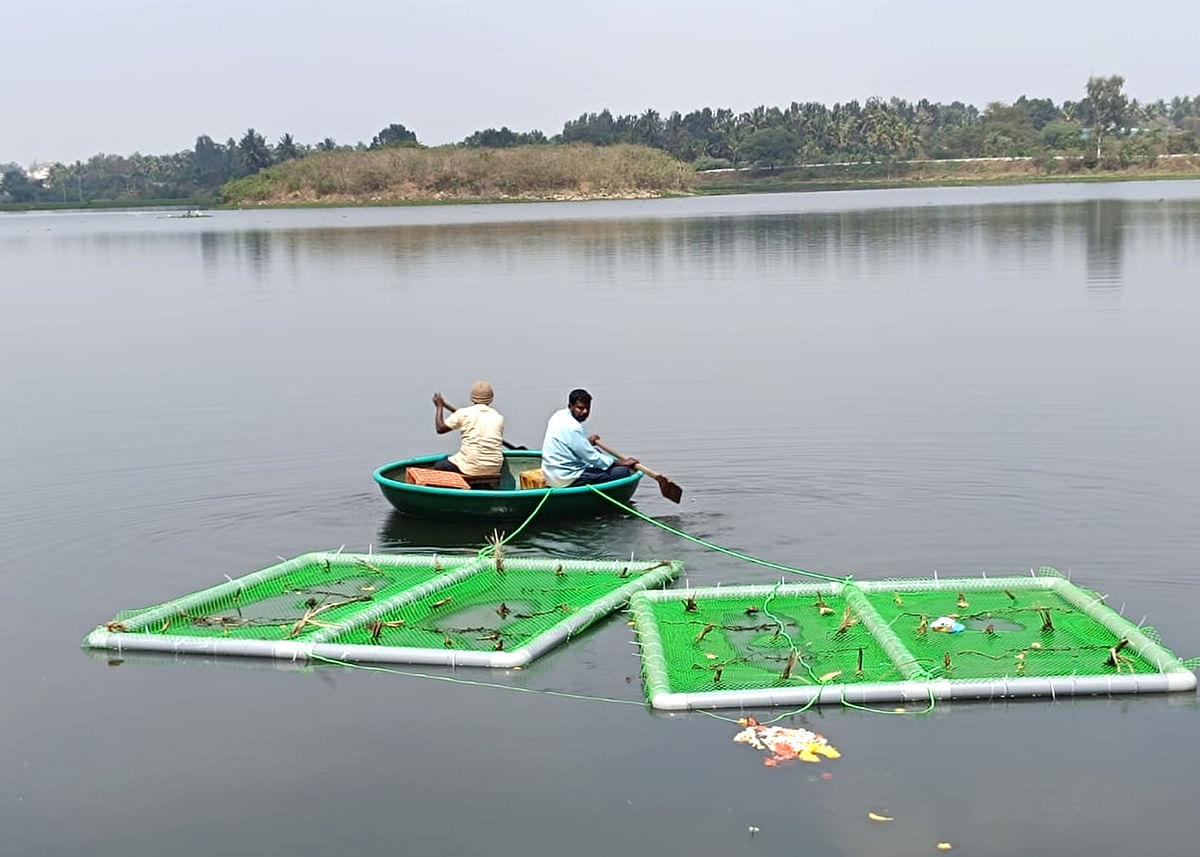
630;568;1197;710
84;551;680;668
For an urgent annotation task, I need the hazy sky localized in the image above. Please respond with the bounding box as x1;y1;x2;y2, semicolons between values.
4;0;1198;166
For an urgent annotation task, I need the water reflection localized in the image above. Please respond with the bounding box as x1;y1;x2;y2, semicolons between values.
378;508;660;560
1085;199;1124;289
199;229;220;271
82;647;314;676
13;195;1193;303
166;198;1179;298
239;230;274;278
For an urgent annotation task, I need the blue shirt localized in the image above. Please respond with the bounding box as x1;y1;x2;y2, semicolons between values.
540;408;614;487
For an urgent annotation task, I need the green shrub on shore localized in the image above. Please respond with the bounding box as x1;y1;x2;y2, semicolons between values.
219;143;694;205
693;153;1200;194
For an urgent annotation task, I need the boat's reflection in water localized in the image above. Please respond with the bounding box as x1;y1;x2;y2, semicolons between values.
377;506;672;561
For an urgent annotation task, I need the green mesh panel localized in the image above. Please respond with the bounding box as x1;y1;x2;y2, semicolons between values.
642;591;896;694
326;560;674;652
864;584;1159;679
111;555;473;642
94;554;680;657
635;574;1194;703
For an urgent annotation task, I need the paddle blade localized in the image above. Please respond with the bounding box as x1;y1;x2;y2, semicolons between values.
654;474;683;504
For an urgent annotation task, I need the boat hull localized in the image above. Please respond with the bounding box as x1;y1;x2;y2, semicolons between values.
373;450;642;520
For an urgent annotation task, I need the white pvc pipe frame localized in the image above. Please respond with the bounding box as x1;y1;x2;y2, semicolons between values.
84;551;682;668
630;573;1197;710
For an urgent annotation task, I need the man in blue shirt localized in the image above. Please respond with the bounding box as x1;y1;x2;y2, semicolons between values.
540;389;638;487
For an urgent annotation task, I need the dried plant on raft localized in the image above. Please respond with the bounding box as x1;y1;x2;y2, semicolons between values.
368;619;406;643
486;529;506;572
1107;637;1133;672
287;596;372;638
355;558;387;576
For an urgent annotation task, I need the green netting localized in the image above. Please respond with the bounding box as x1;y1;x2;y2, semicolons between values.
632;571;1197;709
326;560;677;653
864;584;1158;680
111;554;473;642
85;552;682;666
640;588;896;694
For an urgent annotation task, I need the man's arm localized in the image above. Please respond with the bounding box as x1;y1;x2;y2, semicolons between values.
567;426;614;469
432;392;453;434
588;434;637;468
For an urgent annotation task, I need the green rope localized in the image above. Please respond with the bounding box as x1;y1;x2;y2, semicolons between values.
421;479;940;716
696;696;821;725
761;696;822;721
761;582;798;652
476;487;558;560
309;652;645;706
588;487;844;583
587;485;940;714
838;683;938;715
760;581;823;684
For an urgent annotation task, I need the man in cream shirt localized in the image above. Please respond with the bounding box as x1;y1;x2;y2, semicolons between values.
432;381;505;477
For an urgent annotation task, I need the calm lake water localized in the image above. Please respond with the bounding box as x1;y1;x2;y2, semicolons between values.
3;182;1199;857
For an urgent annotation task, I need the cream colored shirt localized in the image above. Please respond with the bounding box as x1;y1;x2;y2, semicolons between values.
445;404;505;476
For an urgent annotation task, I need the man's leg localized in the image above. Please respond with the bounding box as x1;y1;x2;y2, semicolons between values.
433;457;462;473
571;464;634;486
607;465;634;481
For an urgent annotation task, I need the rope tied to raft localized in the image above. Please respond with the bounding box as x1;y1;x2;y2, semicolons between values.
587;487;843;584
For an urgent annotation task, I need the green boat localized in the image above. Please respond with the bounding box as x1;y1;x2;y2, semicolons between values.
373;450;642;520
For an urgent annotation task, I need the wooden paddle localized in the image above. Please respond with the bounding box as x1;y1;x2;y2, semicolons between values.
442;401;526;450
593;439;683;503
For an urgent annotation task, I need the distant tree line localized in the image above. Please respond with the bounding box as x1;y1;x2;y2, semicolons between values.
0;123;419;204
4;76;1200;205
550;77;1200;170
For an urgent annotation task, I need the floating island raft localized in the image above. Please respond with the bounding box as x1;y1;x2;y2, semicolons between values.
630;568;1197;710
83;551;681;668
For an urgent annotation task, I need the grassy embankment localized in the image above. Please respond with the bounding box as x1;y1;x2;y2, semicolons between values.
219;143;693;206
695;154;1200;194
222;144;1200;206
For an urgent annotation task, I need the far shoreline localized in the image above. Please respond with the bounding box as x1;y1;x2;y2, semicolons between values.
3;163;1199;213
